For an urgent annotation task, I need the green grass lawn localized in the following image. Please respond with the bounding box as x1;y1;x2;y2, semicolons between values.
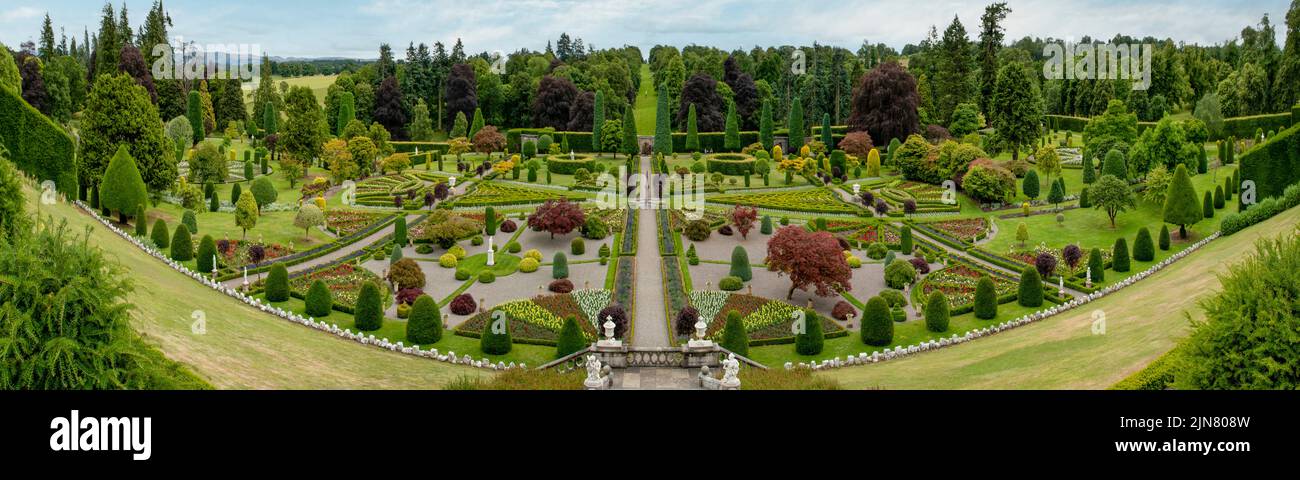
633;64;656;136
813;203;1300;389
247;74;339;106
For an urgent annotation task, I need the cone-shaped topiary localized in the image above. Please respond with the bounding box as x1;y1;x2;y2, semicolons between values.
150;218;170;249
305;279;333;318
729;246;752;281
406;295;442;345
196;235;217;273
1079;186;1091;208
354;281;383;331
1088;247;1105;282
101;145;149;223
720;310;749;357
1162;164;1201;239
1023;169;1040;199
182;209;198;234
135;204;148;237
974;276;998;319
480;310;513;355
1133;226;1155;261
795;308;824;355
1018;266;1044;307
389;243;402;264
861;296;893;346
1112;237;1130;272
924;290;950;333
555;315;587;358
900;225;913;254
1202;190;1214;219
170;224;193;261
265;263;290;302
1214;185;1225;209
1158;224;1170;250
552;252;568;279
209;189;220;212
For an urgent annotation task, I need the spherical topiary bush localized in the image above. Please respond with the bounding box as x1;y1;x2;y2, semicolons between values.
684;219;711;241
675;306;701;336
552;252;569;279
924;290;950;333
866;242;889;260
406;295;442;345
265;264;290;302
519;257;540;273
507;241;522;253
439;253;458;268
471;236;484;246
354;281;384;331
884;259;917;289
846;255;862;268
477;271;496;284
449;293;477;315
974;276;997;320
170;224;193;261
795;308;824;355
151;218;170;249
1133;227;1155;261
571;237;586;255
305;280;333;318
455;268;471;281
1158;224;1171;251
596;304;628;338
718;276;744;291
449;244;467;259
524;249;543;262
1017;266;1044;307
555;316;587;358
909;256;930;274
499;219;517;233
548;279;574;293
860;296;892;346
1112;237;1131;273
832;301;857;321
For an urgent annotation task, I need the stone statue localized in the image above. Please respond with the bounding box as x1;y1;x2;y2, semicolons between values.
584;354;602;382
721;353;741;388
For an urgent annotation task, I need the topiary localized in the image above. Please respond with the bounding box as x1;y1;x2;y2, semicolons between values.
449;293;477;316
1158;224;1171;250
196;235;217;273
448;244;467;259
832;301;857;321
265;263;290;302
182;209;198;234
1133;227;1155;261
729;246;752;281
555;316;587;358
718;276;743;291
439;253;458;268
406;297;442;345
866;242;889;260
135;205;149;237
974;276;997;319
1214;185;1225;209
795;308;824;355
760;215;773;235
884;259;917;289
582;216;608;240
170;224;193;261
1078;186;1091;208
548;279;574;293
1112;237;1131;272
150;218;170;249
455;268;471;281
879;289;907;308
1017;266;1044;307
924;290;950;333
1088;247;1105;283
524;249;543;261
719;310;749;357
480;309;513;355
684;219;711;241
552;252;569;279
861;296;893;346
900;226;913;254
305;280;333;318
519;257;540;273
571;237;586;255
477;271;496;284
507;241;522;253
1202;190;1214;219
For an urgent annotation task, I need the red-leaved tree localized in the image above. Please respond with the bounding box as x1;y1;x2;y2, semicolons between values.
527;199;586;238
766;226;851;300
848;61;919;147
730;205;758;239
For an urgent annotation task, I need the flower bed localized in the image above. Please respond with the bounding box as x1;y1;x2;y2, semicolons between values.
924;218;989;243
452;181;590;207
570;289;613;327
852;223;901;245
215;239;294;269
288;262;390;311
920;264;1016;309
454;296;599;344
709;187;862;214
326;210;390;236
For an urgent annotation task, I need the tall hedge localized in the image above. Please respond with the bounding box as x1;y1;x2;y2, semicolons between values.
0;87;76;193
1133;227;1155;261
480;310;513;355
394;215;408;245
1088;247;1105;282
406;295;442;345
924;290;950;332
354;282;383;331
861;296;893;346
974;276;997;319
1112;237;1131;272
305;279;333;318
720;310;749;357
795;308;824;355
1237;124;1300;209
1018;266;1044;307
265;263;290;302
555;315;586;358
170;224;193;261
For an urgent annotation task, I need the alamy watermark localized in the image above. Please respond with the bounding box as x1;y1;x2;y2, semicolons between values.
151;36;261;81
1043;42;1152;91
592;167;706;218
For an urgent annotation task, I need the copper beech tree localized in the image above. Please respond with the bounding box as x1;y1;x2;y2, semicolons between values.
527;199;586;238
766;226;852;300
730;205;758;239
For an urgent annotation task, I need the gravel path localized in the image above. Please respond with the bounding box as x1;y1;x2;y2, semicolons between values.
630;155;671;348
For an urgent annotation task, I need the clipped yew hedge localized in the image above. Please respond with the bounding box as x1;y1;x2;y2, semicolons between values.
0;87;76;193
1237;124;1300;209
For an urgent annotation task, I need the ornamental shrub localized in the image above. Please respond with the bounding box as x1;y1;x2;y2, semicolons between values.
582;216;608;239
879;289;907;308
861;296;892;346
884;259;917;289
1088;247;1105;282
718;276;743;291
684;219;711;241
1133;227;1155;261
449;293;477;315
405;295;441;345
196;235;217;273
720;310;749;357
900;226;913;254
150;219;170;249
305;280;333;318
925;290;950;333
1214;185;1225;209
182;209;198;234
548;279;574;293
974;276;998;319
265;264;290;302
519;257;540;273
135;205;149;237
760;215;773;234
729;246;752;281
1078;187;1091;208
795;308;824;355
675;306;700;336
1202;190;1214;219
571;237;586;255
552;252;569;279
831;301;857;321
439;253;458;268
1112;237;1131;272
455;268;471;281
909;256;930;274
555;316;587;358
480;309;513;355
449;245;467;259
477;271;496;284
170;224;193;261
866;242;888;260
1017;266;1044;307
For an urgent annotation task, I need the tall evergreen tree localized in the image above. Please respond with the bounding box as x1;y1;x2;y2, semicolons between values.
935;15;976;125
990;62;1042;161
723;101;740;151
759;99;774;150
1162;164;1202;239
820;112;833;147
977;3;1011;115
592;90;605;151
787;97;805;152
653;85;673;156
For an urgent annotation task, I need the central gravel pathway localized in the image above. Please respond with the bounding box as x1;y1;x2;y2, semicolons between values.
630;155;671;348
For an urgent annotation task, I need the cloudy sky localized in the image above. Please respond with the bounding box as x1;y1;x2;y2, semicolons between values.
1;0;1291;59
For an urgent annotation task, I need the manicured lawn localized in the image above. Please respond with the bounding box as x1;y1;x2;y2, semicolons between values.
633;63;656;136
147;200;336;251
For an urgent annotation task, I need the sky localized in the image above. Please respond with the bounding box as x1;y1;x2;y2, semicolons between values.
1;0;1292;59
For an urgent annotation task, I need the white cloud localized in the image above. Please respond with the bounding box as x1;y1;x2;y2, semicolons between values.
1;6;42;23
